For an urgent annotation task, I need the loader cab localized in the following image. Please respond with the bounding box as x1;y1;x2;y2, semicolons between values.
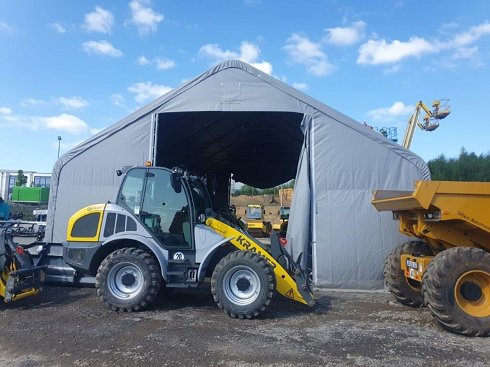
117;166;211;250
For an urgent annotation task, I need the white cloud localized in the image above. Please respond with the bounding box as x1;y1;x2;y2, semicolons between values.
128;82;172;103
357;37;435;65
358;21;490;67
283;33;334;76
325;21;366;46
249;60;273;74
50;22;66;33
452;46;478;60
155;57;176;70
0;111;88;134
84;6;114;34
136;55;176;70
292;82;308;91
40;114;88;134
199;41;273;74
239;41;260;63
137;55;150;65
0;21;14;33
20;98;47;107
452;22;490;47
21;97;88;108
83;40;123;57
129;0;164;35
199;44;238;61
111;94;126;107
55;96;89;109
367;101;413;122
0;106;12;115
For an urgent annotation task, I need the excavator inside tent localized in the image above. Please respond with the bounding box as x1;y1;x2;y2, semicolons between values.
155;111;305;208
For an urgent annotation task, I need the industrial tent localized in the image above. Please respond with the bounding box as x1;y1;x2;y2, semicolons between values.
46;60;430;289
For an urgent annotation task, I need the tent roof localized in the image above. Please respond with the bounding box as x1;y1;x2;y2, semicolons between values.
58;60;429;185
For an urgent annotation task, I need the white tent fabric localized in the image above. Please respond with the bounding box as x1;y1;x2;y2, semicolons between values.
46;60;429;289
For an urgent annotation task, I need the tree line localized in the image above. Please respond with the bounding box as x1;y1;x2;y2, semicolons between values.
428;148;490;181
232;180;295;196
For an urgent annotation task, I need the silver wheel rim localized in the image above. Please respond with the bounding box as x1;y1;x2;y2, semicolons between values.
107;262;144;300
223;265;261;306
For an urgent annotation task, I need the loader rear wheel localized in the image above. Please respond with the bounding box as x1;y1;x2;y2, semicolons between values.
384;241;433;307
422;247;490;336
96;247;162;312
211;251;275;318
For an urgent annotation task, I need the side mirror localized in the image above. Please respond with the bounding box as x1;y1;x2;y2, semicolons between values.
198;213;206;223
171;172;182;193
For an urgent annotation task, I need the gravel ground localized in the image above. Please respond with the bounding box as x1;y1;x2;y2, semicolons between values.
0;285;488;367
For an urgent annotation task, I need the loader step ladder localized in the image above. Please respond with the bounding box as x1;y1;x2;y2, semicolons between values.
166;254;199;288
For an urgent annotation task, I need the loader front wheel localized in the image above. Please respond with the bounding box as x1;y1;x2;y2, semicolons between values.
384;241;433;307
96;247;162;312
422;247;490;336
211;251;275;318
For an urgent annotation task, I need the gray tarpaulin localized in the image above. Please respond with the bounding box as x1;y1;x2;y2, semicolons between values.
46;60;430;289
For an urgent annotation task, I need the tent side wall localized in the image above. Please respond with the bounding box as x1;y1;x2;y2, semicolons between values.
310;115;428;289
47;117;152;243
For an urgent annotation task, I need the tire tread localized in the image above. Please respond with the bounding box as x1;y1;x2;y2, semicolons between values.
211;251;275;319
422;247;490;337
95;247;162;312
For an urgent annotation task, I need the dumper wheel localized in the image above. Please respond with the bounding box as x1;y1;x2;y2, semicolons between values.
96;247;162;312
211;251;275;319
422;247;490;336
384;241;433;307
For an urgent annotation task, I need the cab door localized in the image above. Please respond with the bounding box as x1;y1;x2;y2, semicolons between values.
118;167;193;250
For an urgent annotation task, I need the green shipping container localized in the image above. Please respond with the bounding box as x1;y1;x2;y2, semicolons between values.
11;187;50;204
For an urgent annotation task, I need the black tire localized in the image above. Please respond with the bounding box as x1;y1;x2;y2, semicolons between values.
211;251;275;318
384;241;433;307
422;247;490;337
96;247;162;312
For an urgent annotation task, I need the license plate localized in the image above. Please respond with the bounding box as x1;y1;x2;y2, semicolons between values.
406;259;418;270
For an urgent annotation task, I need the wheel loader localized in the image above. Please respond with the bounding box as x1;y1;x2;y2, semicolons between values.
0;222;47;302
372;181;490;336
63;166;314;318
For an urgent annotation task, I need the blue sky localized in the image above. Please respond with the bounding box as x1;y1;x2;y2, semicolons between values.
1;0;489;173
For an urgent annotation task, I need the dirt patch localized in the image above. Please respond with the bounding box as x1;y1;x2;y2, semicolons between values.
0;286;488;366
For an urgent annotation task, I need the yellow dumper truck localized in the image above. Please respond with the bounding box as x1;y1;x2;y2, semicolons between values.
372;181;490;336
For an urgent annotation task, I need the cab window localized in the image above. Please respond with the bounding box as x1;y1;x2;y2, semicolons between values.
118;169;145;214
141;169;191;248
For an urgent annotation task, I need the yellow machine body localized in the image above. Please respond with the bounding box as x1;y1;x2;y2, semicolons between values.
373;181;490;334
0;262;40;302
373;179;490;299
372;180;490;253
400;253;433;283
206;217;310;305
